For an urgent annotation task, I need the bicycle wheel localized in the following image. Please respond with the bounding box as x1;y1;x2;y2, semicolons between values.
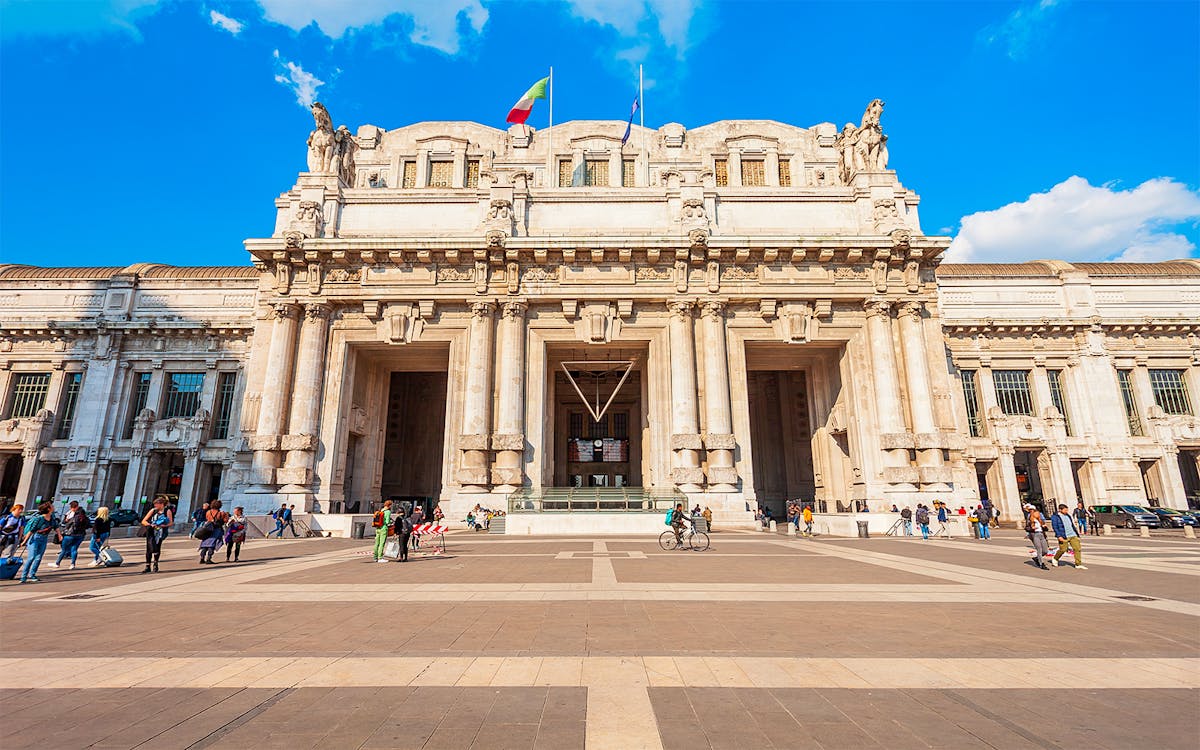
689;532;710;551
659;531;677;550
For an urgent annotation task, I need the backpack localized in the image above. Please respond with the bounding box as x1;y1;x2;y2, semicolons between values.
372;511;385;529
664;509;674;526
0;514;20;534
915;508;930;525
194;521;215;540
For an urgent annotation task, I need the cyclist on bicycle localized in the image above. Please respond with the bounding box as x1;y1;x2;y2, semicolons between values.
671;502;689;547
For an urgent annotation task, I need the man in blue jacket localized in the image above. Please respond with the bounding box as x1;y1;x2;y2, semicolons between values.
1051;504;1087;569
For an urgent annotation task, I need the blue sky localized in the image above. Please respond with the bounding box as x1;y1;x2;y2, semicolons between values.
1;0;1197;266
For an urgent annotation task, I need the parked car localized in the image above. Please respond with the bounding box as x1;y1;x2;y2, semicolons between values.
89;508;142;527
1146;507;1199;528
1090;505;1162;529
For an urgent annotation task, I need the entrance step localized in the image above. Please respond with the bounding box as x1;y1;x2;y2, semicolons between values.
489;516;506;534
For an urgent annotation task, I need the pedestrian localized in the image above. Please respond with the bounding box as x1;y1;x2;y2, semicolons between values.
18;502;58;583
410;505;425;550
936;502;952;539
1051;504;1087;569
900;506;913;536
87;506;112;566
802;505;813;537
271;503;287;538
51;500;90;570
284;504;298;537
890;504;900;513
140;496;173;574
372;500;393;562
0;504;23;558
198;499;229;564
1024;504;1051;570
915;504;931;540
702;506;713;532
191;502;209;536
433;503;444;524
393;508;413;562
1073;500;1089;535
975;504;991;540
225;507;247;562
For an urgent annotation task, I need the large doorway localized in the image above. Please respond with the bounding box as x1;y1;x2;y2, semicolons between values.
1013;449;1048;511
1180;450;1200;510
747;370;815;518
549;347;645;488
381;371;448;512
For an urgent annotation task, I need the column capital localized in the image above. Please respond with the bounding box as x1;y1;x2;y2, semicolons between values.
271;302;301;320
699;299;727;320
666;299;695;320
898;300;924;321
470;300;495;319
501;300;527;319
303;302;331;321
863;297;892;319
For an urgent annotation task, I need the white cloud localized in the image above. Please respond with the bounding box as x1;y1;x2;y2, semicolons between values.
209;10;244;35
273;50;325;108
1;0;161;38
983;0;1064;60
568;0;703;60
256;0;487;54
947;176;1200;264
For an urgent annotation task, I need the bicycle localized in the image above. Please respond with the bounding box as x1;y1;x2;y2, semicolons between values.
658;520;710;551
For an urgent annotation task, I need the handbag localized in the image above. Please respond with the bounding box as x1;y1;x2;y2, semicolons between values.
136;525;148;538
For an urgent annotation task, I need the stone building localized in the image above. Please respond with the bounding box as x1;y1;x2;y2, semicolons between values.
1;104;1197;529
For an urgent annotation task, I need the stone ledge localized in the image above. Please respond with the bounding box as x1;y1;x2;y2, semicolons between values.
455;467;491;486
919;466;954;484
490;467;523;485
247;434;280;451
280;433;316;451
879;432;914;450
707;466;739;485
458;434;491;451
914;431;967;451
671;433;703;451
275;466;311;485
704;433;736;450
490;433;525;451
882;466;920;484
670;467;705;485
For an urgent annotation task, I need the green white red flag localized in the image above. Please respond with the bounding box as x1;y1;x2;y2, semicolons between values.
506;76;549;124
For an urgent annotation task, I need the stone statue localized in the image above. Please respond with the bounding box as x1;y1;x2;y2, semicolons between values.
331;125;356;185
834;123;858;184
834;100;890;182
306;102;336;173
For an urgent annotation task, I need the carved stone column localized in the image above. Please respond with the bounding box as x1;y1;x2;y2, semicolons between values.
700;300;737;491
897;301;944;474
249;303;301;488
457;301;495;492
280;303;331;503
667;300;703;492
994;446;1021;522
863;298;909;469
492;300;527;489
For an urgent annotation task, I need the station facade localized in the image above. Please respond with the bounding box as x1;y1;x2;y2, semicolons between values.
1;107;1197;526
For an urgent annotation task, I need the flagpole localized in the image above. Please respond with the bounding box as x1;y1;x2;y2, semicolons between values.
639;65;646;185
548;66;554;184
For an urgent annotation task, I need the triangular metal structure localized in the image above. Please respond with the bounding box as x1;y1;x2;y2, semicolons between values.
560;360;635;423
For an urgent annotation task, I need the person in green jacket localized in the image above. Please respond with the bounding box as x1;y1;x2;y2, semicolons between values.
373;500;393;563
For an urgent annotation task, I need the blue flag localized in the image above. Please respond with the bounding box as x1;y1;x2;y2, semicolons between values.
621;95;640;145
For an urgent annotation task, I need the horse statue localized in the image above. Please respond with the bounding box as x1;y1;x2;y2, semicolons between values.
306;102;336;173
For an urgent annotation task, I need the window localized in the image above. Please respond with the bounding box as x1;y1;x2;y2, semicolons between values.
401;161;416;189
588;414;608;439
162;372;204;419
622;159;636;187
1117;369;1142;436
960;370;983;437
778;159;791;187
1046;369;1073;436
741;159;766;186
57;372;83;439
211;372;238;439
558;159;573;187
465;159;480;188
583;159;609;187
428;161;453;187
613;412;629;439
9;373;50;419
569;412;583;439
714;158;728;187
992;370;1033;416
124;372;151;438
1150;369;1192;415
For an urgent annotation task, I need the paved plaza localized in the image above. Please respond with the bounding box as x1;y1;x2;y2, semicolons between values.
1;528;1198;749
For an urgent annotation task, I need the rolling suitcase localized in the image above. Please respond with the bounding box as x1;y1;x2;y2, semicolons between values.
0;555;23;580
99;546;124;568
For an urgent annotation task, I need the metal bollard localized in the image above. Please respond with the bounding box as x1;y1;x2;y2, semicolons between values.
1140;525;1151;538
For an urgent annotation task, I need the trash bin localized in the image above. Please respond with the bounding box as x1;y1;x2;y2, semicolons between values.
351;521;367;539
856;520;869;538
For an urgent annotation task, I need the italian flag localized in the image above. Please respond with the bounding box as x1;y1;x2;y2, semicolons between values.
506;76;549;125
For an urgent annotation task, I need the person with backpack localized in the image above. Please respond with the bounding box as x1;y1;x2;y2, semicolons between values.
372;500;393;563
18;502;58;583
900;506;913;536
198;499;229;564
802;505;813;537
87;506;112;566
915;504;931;540
935;501;952;539
271;503;287;538
191;502;209;536
224;507;248;562
50;500;90;570
669;502;688;547
393;509;413;562
975;504;991;540
140;496;173;574
0;504;23;558
1051;503;1087;570
1024;504;1051;570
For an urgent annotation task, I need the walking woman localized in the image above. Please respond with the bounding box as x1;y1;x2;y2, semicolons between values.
19;502;58;583
198;499;229;564
140;496;173;574
224;506;247;563
88;506;112;567
1024;503;1051;570
51;500;90;570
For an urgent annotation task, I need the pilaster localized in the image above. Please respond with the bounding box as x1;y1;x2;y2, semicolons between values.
667;300;703;491
700;300;737;491
457;301;495;491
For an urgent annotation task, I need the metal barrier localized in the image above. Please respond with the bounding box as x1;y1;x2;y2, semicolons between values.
507;487;684;513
